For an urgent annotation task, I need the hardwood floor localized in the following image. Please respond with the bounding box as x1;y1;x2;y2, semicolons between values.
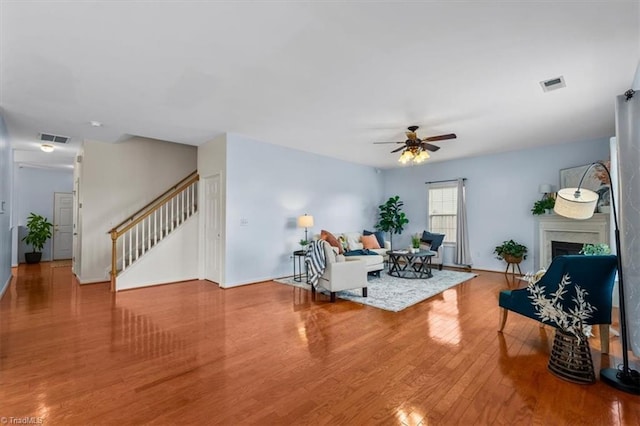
1;263;639;425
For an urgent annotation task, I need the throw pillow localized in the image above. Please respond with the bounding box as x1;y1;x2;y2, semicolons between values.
320;230;343;254
363;230;385;248
421;231;445;252
343;232;363;251
338;235;349;253
361;234;381;249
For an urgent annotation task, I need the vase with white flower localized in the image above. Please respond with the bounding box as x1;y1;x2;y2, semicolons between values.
525;271;597;384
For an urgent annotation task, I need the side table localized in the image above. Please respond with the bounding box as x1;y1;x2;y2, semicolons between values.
293;250;307;282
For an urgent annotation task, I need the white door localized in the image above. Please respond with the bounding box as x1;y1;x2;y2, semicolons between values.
72;177;81;274
53;192;74;260
204;175;222;284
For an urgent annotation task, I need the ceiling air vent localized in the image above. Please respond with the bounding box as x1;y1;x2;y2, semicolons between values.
540;76;566;93
39;133;70;144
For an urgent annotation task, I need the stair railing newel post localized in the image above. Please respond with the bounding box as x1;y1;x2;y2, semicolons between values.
110;229;118;292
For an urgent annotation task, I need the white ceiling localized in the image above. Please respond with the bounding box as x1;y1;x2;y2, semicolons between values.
1;1;639;169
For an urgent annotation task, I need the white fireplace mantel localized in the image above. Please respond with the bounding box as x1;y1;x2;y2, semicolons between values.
538;213;610;267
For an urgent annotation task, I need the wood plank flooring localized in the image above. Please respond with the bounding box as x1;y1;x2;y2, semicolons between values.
1;263;639;425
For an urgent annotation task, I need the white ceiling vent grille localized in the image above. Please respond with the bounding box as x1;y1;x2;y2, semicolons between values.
39;133;70;144
540;76;566;93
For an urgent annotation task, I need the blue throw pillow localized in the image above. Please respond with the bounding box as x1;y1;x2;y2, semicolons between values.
421;231;445;252
363;230;385;248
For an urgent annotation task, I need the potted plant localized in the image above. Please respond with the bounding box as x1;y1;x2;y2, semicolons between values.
22;213;53;264
375;195;409;250
579;243;611;255
494;239;528;264
411;234;421;253
532;197;555;215
299;239;310;252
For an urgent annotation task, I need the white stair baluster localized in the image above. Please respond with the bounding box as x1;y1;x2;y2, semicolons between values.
135;223;139;260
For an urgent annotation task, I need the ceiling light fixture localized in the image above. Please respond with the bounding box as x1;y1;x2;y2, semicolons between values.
398;146;430;164
90;120;103;127
40;144;55;153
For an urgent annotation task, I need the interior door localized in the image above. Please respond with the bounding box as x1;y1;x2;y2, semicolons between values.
204;174;222;284
53;192;73;260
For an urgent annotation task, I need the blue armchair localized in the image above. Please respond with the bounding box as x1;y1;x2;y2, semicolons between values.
498;255;617;353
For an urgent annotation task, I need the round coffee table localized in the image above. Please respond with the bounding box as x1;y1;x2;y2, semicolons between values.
387;250;436;279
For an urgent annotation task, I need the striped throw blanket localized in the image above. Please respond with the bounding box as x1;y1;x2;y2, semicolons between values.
305;240;326;287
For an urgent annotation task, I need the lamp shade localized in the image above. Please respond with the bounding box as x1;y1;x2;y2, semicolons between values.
538;183;553;194
554;187;598;220
297;214;314;228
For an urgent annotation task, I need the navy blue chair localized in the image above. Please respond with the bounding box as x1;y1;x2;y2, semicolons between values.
498;255;617;353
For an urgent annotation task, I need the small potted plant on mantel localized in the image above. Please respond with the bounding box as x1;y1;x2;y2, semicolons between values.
22;212;53;264
532;197;556;215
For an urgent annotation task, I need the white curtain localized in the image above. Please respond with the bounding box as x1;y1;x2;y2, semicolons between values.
455;178;472;266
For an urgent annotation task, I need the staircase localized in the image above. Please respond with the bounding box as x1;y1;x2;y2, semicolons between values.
108;171;199;291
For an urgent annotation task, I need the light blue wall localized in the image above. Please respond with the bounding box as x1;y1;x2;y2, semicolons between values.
382;138;611;272
0;115;12;296
14;167;73;263
224;134;383;286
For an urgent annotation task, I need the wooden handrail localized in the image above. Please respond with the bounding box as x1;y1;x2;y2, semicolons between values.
113;174;199;239
108;170;198;233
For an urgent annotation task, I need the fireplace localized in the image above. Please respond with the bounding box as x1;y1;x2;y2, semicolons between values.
538;214;609;268
551;241;583;258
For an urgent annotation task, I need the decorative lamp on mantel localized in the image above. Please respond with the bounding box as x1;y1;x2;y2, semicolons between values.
554;161;640;394
297;214;314;243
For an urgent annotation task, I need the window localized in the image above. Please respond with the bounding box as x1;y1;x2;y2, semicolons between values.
428;185;457;243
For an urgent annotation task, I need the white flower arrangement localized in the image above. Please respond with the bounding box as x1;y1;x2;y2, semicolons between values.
525;270;596;340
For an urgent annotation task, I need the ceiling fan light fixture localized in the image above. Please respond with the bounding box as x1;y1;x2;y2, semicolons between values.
398;149;414;164
399;146;429;164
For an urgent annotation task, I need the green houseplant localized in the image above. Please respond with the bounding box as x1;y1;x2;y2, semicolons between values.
494;239;528;264
375;195;409;250
532;197;555;215
580;243;611;255
411;234;421;249
22;213;53;264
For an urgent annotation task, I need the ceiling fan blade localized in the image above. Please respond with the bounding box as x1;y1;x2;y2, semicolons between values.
391;146;406;153
420;142;441;152
424;133;456;142
373;141;404;144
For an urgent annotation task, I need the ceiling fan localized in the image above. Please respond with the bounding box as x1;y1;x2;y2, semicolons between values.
374;126;457;164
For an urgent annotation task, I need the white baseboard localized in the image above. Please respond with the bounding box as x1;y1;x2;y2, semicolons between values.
0;273;13;301
78;276;110;284
221;276;276;288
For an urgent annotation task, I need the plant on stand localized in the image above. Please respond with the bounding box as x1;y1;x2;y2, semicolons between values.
375;195;409;250
494;239;528;264
22;213;53;264
299;239;310;252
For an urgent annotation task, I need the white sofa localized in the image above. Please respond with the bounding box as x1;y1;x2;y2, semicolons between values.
316;231;388;276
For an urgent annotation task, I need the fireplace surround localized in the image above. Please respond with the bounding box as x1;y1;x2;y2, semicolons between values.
538;213;609;268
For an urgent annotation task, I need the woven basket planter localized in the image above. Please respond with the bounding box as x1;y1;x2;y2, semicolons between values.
503;254;523;264
548;329;595;384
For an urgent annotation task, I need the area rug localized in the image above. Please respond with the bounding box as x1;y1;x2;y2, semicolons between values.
50;260;72;268
274;270;477;312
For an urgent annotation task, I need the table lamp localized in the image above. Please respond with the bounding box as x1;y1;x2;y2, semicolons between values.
297;214;314;243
